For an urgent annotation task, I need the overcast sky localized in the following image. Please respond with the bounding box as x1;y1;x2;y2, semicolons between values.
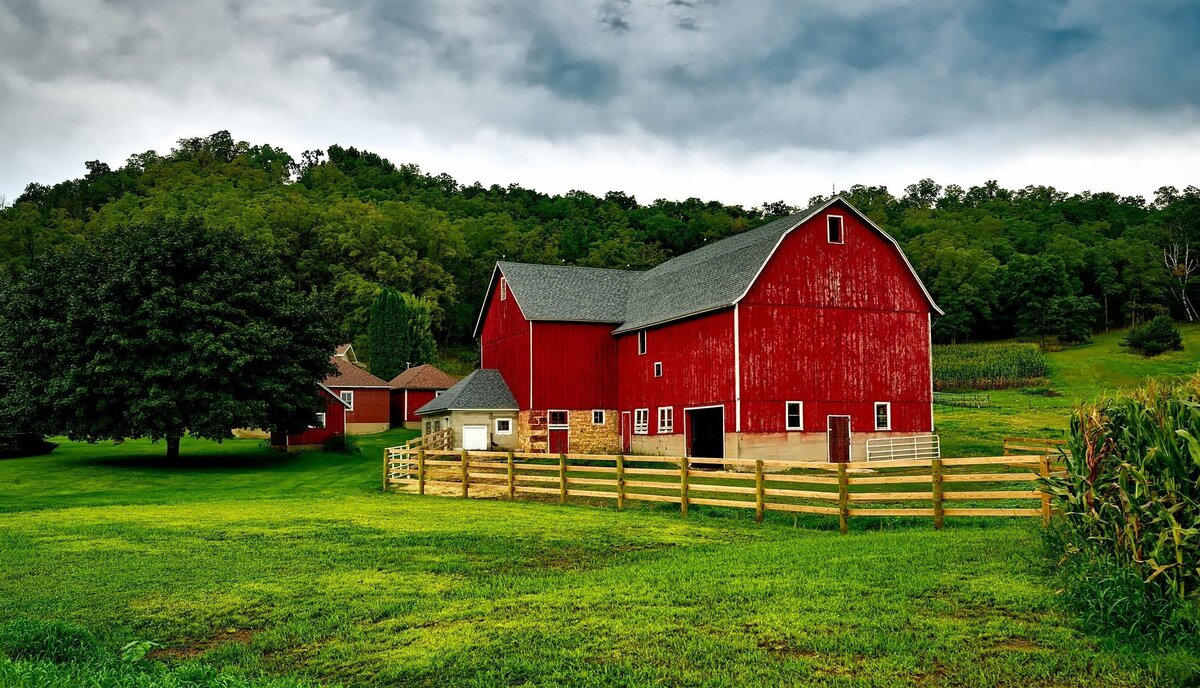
2;0;1198;206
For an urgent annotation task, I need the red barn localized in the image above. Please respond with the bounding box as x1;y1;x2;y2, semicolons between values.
270;383;350;451
324;356;391;435
466;197;940;462
389;364;460;428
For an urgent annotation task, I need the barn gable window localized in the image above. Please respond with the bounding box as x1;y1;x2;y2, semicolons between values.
634;408;649;434
499;277;507;301
657;407;673;433
495;418;513;435
312;412;326;429
785;401;803;431
592;410;605;425
637;330;647;355
548;410;568;427
874;402;891;431
340;390;354;410
827;215;844;244
654;362;663;378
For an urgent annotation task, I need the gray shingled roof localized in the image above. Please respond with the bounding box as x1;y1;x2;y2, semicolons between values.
415;369;518;415
614;210;808;333
496;261;637;323
473;198;940;337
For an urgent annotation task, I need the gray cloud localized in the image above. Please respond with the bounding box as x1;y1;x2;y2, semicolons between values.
0;0;1197;201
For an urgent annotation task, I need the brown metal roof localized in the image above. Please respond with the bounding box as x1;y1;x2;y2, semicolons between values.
389;363;460;390
323;356;390;388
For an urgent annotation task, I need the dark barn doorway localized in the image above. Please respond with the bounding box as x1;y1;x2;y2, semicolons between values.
686;406;725;460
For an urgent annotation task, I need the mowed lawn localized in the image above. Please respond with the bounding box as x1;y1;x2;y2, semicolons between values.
937;323;1200;456
2;430;1198;686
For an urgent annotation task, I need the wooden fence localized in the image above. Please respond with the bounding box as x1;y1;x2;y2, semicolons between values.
383;448;1059;532
1004;436;1070;458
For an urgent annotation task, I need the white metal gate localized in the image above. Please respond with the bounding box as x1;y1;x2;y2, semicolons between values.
865;434;940;461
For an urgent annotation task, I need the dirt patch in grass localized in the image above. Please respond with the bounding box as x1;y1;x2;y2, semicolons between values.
149;628;260;660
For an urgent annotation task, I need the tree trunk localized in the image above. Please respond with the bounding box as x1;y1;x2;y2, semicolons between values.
166;435;181;459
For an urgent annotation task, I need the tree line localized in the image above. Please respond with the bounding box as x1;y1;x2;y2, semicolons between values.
2;131;1198;354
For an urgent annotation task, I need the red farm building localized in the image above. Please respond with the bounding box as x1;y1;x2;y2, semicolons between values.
423;197;941;462
270;383;350;451
389;364;460;428
324;356;391;435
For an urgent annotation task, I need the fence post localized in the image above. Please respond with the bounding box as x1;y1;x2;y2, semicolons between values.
932;458;944;530
417;449;426;496
461;450;469;499
680;457;690;517
616;454;626;511
507;450;515;500
753;458;763;523
559;453;568;504
837;463;849;535
382;450;390;493
1039;454;1052;526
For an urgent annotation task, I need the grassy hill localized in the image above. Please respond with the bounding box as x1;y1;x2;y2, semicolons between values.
936;323;1200;456
3;328;1200;686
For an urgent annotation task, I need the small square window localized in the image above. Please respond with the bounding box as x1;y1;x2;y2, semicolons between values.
592;410;605;425
634;409;649;434
637;330;647;355
654;362;663;378
874;402;891;431
312;412;326;429
657;406;673;433
827;215;844;244
495;418;513;435
339;390;354;410
785;401;803;431
548;410;568;427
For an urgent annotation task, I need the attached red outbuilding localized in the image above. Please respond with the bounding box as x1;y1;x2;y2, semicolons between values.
271;383;350;451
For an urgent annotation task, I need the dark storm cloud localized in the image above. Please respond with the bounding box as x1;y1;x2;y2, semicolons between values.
0;0;1197;200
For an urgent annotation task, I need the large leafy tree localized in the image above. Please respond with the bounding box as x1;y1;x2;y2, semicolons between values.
0;216;338;458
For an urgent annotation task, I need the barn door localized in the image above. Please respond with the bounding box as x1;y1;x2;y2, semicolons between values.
548;428;569;453
463;425;488;451
827;416;851;463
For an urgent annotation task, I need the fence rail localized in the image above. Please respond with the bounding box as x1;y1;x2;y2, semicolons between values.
383;447;1061;532
932;392;991;408
1003;436;1070;458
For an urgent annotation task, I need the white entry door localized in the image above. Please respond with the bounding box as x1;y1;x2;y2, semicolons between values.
462;425;488;450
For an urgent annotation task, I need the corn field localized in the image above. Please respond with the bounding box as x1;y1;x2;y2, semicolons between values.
932;342;1050;391
1043;376;1200;634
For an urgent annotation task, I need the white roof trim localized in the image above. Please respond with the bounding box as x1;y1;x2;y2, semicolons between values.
731;196;943;315
318;382;353;408
472;264;533;338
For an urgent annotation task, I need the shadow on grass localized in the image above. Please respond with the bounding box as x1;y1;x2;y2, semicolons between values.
76;447;304;473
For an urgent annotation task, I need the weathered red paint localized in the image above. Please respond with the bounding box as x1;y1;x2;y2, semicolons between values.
326;386;390;425
392;388;438;424
615;309;736;435
273;389;346;448
737;205;933;434
479;275;530;408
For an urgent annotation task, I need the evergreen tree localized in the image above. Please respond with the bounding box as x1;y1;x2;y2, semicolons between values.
399;292;437;368
367;287;406;380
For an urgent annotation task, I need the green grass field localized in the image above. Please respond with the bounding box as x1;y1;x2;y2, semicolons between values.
3;328;1200;686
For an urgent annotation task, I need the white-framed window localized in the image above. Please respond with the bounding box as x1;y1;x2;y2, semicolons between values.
785;401;803;431
592;410;605;425
495;418;513;435
548;410;568;427
500;276;507;301
827;215;844;244
435;390;443;397
637;330;647;355
312;412;326;429
654;362;663;378
874;402;891;431
657;406;673;433
634;408;649;434
340;390;354;410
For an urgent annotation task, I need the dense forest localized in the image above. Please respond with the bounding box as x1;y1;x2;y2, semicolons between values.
2;131;1198;358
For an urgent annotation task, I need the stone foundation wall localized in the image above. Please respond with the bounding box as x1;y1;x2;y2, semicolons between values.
517;409;619;454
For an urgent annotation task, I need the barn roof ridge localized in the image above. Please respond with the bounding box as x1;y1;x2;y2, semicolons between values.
415;369;518;415
474;196;940;336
